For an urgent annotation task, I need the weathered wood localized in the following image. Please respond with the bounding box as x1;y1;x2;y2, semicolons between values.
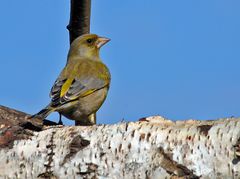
0;105;42;127
0;116;239;178
0;105;57;128
0;105;57;148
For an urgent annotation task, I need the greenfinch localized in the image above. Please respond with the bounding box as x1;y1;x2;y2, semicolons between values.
32;34;111;125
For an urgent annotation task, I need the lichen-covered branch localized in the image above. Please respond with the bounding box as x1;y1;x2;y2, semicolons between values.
0;115;239;178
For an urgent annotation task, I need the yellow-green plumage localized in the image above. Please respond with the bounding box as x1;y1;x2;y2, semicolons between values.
33;34;111;125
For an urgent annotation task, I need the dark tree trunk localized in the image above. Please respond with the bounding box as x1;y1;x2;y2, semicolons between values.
67;0;91;44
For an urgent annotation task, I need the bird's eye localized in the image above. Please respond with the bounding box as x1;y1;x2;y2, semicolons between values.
86;39;93;44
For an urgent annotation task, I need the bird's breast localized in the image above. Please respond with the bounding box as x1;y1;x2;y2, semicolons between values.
60;87;109;121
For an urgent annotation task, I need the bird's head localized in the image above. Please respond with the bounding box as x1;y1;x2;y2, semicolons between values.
68;34;110;60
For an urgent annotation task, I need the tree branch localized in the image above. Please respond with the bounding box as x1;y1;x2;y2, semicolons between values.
0;105;56;127
0;106;56;148
67;0;91;44
0;116;239;178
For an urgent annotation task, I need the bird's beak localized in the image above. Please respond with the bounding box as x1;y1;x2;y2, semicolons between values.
96;37;110;48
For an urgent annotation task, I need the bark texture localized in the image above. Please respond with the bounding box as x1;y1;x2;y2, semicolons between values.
0;105;57;149
0;114;240;179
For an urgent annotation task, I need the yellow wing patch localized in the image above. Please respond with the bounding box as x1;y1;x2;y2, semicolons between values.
60;78;74;97
80;89;96;97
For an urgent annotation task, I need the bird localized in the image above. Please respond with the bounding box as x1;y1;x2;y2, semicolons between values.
31;34;111;125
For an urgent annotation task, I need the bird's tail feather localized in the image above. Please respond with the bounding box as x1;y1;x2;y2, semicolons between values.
30;106;53;119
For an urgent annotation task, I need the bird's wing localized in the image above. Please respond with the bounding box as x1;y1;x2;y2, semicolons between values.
50;70;109;108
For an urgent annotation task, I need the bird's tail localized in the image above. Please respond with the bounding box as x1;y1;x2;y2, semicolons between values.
30;106;54;119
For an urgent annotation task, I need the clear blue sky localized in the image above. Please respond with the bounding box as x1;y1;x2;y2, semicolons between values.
0;0;239;125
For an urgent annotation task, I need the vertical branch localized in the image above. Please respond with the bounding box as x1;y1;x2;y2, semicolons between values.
67;0;91;44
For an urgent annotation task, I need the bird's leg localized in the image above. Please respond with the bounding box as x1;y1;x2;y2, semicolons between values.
89;113;96;124
75;113;96;126
58;113;63;125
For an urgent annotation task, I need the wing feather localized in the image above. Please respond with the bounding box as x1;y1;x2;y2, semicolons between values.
49;60;110;108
